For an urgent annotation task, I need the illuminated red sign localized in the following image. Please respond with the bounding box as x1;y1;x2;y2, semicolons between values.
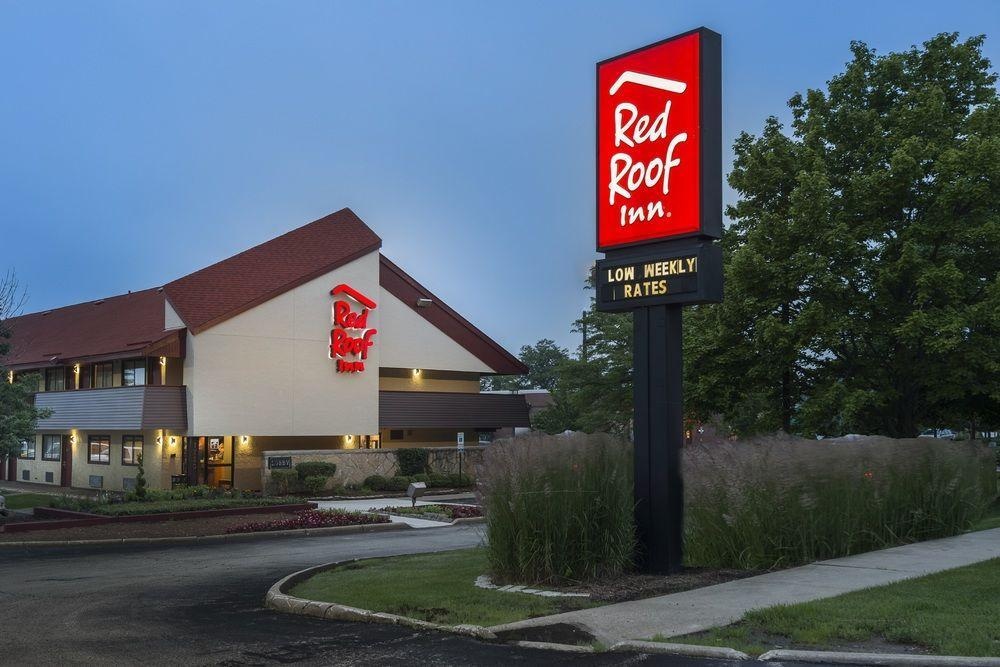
329;284;377;373
597;28;721;251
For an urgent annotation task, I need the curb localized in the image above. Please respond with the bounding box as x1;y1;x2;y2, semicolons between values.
0;520;408;548
758;650;1000;666
0;512;483;549
512;640;594;653
264;556;497;641
611;640;752;661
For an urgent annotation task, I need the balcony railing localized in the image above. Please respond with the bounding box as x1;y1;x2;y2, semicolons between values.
34;385;188;431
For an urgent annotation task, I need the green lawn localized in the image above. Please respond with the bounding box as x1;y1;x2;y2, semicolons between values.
661;558;1000;657
289;547;595;627
2;492;55;510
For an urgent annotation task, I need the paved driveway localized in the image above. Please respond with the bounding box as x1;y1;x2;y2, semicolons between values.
0;525;764;666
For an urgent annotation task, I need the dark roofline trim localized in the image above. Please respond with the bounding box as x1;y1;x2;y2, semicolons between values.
378;255;528;376
174;240;382;335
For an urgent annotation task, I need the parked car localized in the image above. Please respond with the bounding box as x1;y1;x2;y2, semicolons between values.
918;428;956;439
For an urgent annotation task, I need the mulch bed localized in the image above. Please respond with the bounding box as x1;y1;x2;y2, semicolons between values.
551;567;766;603
0;512;303;542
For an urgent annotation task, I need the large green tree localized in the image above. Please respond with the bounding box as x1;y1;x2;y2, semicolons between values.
482;338;570;392
687;33;1000;438
0;272;48;463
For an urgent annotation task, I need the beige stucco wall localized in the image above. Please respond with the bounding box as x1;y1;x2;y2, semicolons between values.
14;434;62;485
12;429;173;491
184;252;381;437
376;289;494;373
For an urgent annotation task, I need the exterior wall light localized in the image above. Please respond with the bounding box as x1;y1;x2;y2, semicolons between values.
160;356;167;367
69;433;77;445
156;434;164;446
412;368;421;377
344;434;355;446
416;298;433;308
240;435;249;445
169;436;177;447
7;370;13;384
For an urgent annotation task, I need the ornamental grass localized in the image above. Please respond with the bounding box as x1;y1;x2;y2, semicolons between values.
479;432;635;585
684;435;997;570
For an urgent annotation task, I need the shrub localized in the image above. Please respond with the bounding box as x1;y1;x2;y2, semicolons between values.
268;469;299;495
427;473;451;488
363;474;387;491
303;475;329;495
296;461;337;480
133;454;148;500
446;473;474;487
480;432;635;584
395;448;428;476
684;435;997;570
386;475;413;492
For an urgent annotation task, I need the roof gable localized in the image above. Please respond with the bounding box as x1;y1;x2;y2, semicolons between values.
379;255;527;375
163;208;381;334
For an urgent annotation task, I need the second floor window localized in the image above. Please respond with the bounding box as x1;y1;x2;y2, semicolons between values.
45;367;65;391
122;359;146;387
93;363;113;388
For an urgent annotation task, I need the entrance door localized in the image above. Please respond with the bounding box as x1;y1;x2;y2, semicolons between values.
181;436;234;488
60;435;72;487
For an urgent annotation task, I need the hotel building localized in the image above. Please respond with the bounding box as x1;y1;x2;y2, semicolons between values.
1;209;529;490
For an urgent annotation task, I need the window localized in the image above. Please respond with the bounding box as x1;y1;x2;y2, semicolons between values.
88;435;110;464
18;439;35;459
42;435;62;461
93;363;113;388
122;435;143;466
389;429;404;440
122;359;146;387
44;367;65;391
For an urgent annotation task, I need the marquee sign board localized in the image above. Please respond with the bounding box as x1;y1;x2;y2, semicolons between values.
595;241;721;312
596;27;721;252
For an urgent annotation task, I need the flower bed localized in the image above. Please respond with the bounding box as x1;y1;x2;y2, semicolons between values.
374;504;482;522
226;509;388;534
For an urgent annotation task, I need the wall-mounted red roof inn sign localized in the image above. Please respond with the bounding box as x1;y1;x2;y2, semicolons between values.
330;284;377;373
596;27;721;251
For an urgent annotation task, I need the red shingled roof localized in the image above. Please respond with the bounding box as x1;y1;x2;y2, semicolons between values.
4;208;527;377
3;288;169;369
163;208;382;334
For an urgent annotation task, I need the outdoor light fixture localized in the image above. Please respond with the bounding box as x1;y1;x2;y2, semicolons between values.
412;368;421;377
345;434;354;444
169;436;177;447
415;298;433;308
240;435;249;445
6;370;12;384
69;434;77;445
156;435;163;446
160;356;167;366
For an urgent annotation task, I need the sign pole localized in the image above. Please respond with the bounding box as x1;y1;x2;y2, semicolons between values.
632;304;684;573
595;27;722;574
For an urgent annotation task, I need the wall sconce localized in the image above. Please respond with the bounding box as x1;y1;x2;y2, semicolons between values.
73;363;80;374
69;433;77;445
412;368;421;377
156;435;164;446
169;436;177;448
240;435;249;445
7;370;13;384
344;434;355;445
160;356;167;367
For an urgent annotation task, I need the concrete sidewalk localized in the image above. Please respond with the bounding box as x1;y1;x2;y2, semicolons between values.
490;527;1000;645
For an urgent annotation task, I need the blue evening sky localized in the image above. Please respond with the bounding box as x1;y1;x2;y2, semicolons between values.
2;1;997;354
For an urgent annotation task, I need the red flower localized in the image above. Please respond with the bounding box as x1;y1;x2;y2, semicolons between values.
863;470;874;480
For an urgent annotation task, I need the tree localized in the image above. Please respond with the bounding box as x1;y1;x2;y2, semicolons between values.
0;272;50;464
133;454;148;500
686;33;1000;438
481;339;570;391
